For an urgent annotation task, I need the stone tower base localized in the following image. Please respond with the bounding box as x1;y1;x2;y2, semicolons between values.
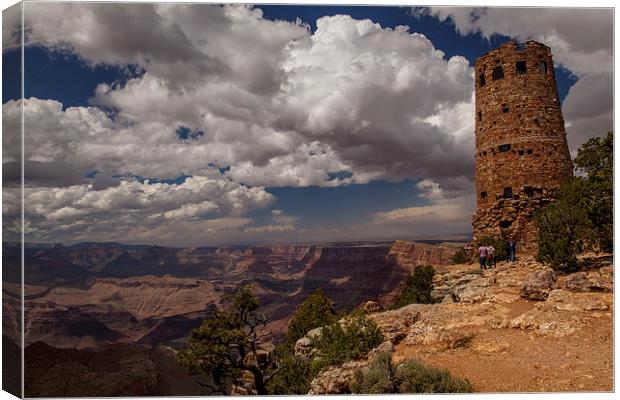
472;185;559;246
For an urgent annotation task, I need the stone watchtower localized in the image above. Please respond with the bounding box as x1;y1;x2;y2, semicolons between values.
472;40;573;244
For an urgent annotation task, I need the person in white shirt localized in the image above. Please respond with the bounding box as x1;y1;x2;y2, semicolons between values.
486;245;495;268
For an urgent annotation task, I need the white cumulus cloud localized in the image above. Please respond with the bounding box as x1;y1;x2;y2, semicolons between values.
5;4;609;244
14;5;477;192
3;172;274;245
425;7;613;151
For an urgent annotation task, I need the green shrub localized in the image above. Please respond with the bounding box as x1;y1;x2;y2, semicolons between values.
311;311;384;369
478;236;507;262
391;265;435;309
573;132;613;252
535;132;613;270
452;248;471;264
351;351;473;394
266;289;338;394
396;359;473;393
351;351;396;394
285;288;337;347
269;307;383;394
266;349;312;395
535;179;591;272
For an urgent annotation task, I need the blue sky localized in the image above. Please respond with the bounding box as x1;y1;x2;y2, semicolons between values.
2;4;611;245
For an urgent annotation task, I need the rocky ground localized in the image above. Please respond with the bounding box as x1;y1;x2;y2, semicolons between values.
307;252;613;393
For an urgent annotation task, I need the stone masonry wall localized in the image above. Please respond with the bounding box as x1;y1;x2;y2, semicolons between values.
473;40;573;244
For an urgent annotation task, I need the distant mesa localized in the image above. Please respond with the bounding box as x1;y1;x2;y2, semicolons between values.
9;240;458;351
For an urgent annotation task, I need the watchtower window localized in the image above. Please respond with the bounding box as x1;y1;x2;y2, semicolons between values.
539;61;547;74
527;149;533;155
516;61;527;74
477;111;482;121
502;103;509;113
479;73;486;87
503;187;513;199
524;186;534;197
480;191;487;199
500;220;513;228
499;144;511;152
492;66;504;80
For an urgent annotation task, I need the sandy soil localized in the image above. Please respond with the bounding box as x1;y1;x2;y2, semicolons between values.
393;258;614;393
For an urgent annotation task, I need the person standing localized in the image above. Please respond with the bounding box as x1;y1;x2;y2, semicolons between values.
478;244;488;270
487;245;495;268
509;239;517;262
504;241;511;264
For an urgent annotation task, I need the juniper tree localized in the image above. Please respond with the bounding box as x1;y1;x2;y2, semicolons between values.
177;285;275;395
284;288;337;347
535;132;613;269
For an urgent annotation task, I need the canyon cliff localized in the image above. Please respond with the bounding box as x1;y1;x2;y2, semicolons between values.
5;240;459;350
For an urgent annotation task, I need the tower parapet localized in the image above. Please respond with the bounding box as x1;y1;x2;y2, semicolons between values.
472;40;573;244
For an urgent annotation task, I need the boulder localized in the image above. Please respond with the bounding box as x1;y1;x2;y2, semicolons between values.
509;308;577;337
309;361;367;394
453;277;493;303
230;370;256;395
565;271;612;293
306;327;323;339
294;337;313;359
543;289;612;312
366;341;394;360
405;318;476;350
370;308;420;344
565;272;589;292
520;269;556;301
586;271;613;292
453;273;482;286
442;293;455;303
377;319;409;344
431;285;451;302
432;274;445;286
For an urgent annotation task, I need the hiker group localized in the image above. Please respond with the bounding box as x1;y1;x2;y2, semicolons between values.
478;240;517;270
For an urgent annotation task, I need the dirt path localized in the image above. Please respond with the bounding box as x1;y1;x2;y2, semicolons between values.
394;303;613;392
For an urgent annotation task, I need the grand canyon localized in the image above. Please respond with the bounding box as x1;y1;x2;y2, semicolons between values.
3;239;462;395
